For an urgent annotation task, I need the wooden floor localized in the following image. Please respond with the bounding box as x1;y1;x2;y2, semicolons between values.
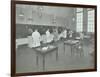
16;40;94;73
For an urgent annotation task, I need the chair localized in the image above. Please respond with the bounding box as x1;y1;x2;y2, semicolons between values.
73;41;84;56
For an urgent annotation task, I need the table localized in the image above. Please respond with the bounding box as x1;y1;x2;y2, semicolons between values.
16;38;28;49
64;40;79;55
33;45;58;71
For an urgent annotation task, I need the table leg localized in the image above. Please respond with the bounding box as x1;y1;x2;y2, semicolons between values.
71;45;73;55
36;54;38;66
56;48;58;61
43;55;45;71
64;44;65;54
80;47;84;56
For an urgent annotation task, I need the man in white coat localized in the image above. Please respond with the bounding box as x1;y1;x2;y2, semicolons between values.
46;29;52;43
32;29;41;47
63;29;67;38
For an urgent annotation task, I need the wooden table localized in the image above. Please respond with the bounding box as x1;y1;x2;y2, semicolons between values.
64;40;79;55
33;45;58;71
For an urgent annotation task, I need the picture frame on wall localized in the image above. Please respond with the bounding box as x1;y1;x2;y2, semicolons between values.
11;0;97;77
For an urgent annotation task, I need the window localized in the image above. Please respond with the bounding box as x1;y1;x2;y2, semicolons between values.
76;8;83;32
87;9;95;32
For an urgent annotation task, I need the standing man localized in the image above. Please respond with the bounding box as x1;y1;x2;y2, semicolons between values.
32;29;41;47
46;29;51;43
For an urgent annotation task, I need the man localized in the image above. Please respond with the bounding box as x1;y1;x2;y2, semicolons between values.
60;29;67;39
46;29;52;43
32;29;41;47
69;30;73;39
53;28;59;42
79;32;84;40
63;29;67;38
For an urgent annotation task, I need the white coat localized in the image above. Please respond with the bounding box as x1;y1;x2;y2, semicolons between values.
32;30;41;47
46;30;51;43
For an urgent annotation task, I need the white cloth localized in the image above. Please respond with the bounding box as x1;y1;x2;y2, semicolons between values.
32;30;41;47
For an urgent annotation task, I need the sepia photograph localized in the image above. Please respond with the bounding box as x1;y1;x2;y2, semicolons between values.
11;1;97;76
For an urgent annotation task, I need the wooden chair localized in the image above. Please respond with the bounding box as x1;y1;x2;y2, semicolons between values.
73;41;84;56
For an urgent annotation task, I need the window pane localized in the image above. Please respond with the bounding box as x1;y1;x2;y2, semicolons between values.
87;10;95;32
76;12;83;32
76;8;83;12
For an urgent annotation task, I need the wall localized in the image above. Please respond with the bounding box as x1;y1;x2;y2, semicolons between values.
16;4;76;38
16;4;75;30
